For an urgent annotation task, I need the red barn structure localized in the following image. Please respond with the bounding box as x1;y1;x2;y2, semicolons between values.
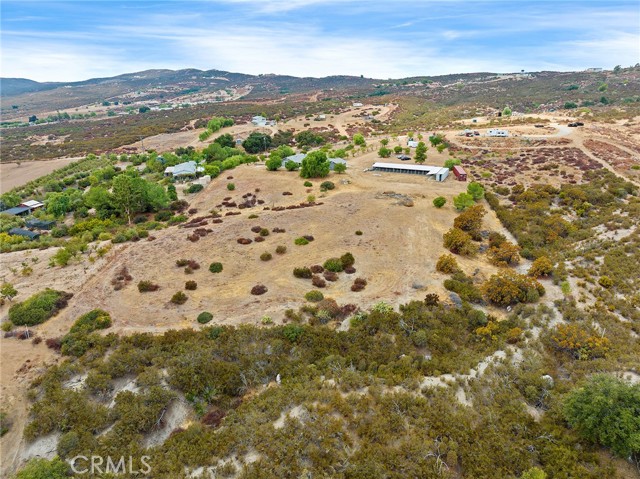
452;165;467;181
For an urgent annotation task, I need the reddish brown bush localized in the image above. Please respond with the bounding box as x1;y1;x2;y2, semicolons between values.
202;407;226;428
45;337;62;351
254;236;265;243
187;234;200;242
282;191;293;196
237;238;253;245
323;271;339;282
310;265;324;274
272;227;286;233
344;266;356;274
251;226;262;233
251;284;268;295
32;336;43;345
351;277;368;292
303;235;315;242
312;275;327;288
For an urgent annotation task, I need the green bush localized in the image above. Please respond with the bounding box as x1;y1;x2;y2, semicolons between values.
171;291;188;305
276;245;287;254
69;309;111;334
293;267;313;279
186;183;204;194
9;289;72;326
260;252;272;261
227;183;235;191
433;196;446;208
340;252;355;268
197;312;213;324
320;181;335;192
16;457;69;479
355;230;363;236
323;258;344;272
209;262;223;273
303;181;313;187
294;237;309;246
137;280;159;292
305;290;325;302
185;280;198;290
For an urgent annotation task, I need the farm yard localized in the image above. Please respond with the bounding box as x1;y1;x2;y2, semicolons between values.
2;70;640;478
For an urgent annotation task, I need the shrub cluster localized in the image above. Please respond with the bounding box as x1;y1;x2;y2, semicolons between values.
304;290;324;302
9;289;73;326
293;267;313;279
185;281;198;291
436;254;460;274
137;280;160;292
171;291;188;305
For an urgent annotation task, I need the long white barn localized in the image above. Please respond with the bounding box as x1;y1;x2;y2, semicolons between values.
371;162;449;181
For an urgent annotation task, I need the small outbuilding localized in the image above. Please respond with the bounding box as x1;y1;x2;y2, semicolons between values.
452;165;467;181
25;219;56;230
20;200;45;210
329;158;347;171
8;228;40;240
2;206;31;216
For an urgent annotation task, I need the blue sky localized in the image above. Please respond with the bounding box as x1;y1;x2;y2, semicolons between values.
1;0;639;82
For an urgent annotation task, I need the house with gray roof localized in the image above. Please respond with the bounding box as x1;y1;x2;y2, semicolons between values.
164;161;204;178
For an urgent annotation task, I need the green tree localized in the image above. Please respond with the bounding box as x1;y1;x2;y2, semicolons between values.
444;158;461;169
333;162;347;174
243;132;272;154
564;375;640;459
300;151;330;178
111;174;147;224
45;192;72;217
0;193;21;208
502;107;512;116
214;133;235;148
353;133;366;147
266;157;282;171
453;192;475;210
378;147;392;158
380;138;389;147
467;181;485;200
1;282;18;302
16;457;69;479
415;142;427;163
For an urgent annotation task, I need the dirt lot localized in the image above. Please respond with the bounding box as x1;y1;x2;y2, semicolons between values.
0;157;82;193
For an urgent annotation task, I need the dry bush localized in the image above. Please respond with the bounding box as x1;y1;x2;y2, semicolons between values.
251;284;268;295
323;271;339;282
45;337;62;351
260;252;272;261
351;277;368;292
344;266;356;274
138;280;160;292
237;238;253;245
312;275;327;288
171;291;188;305
276;245;287;255
202;407;226;428
185;281;198;291
251;226;262;233
310;265;324;274
254;236;265;243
